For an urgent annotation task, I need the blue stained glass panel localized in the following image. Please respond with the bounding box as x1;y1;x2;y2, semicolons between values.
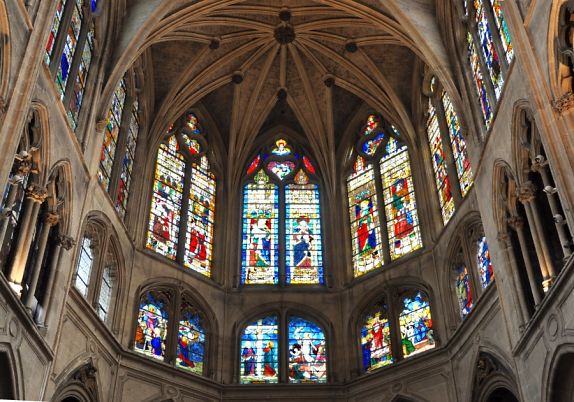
455;265;473;318
399;291;434;358
361;302;393;371
45;0;67;65
177;306;205;375
477;236;494;288
467;34;493;127
134;292;169;360
474;0;504;99
240;316;279;384
288;317;327;383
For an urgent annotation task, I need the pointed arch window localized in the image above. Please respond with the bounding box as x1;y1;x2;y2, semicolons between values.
44;0;99;130
359;287;435;373
241;139;324;285
424;78;474;225
98;73;141;221
461;0;514;128
146;113;216;278
239;313;328;384
347;115;422;278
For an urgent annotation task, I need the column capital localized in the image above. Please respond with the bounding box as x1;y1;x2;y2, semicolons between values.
552;91;574;114
57;234;76;250
530;155;549;174
25;184;48;203
497;231;510;245
45;212;60;227
506;215;524;231
14;148;39;176
516;182;536;204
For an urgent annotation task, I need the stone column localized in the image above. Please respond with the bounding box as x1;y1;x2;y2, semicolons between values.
0;150;38;250
23;212;59;311
507;216;543;305
40;234;75;326
532;155;573;260
517;182;556;291
6;184;48;295
497;231;530;322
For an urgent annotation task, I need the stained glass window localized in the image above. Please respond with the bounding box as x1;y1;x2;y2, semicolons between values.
455;265;473;318
74;236;93;297
134;292;169;360
146;137;184;260
477;236;494;288
441;91;474;196
177;302;206;375
489;0;514;63
55;0;82;98
97;266;113;321
426;99;455;224
67;22;95;129
185;157;216;276
115;100;140;219
146;114;217;277
380;138;422;260
288;317;327;383
361;302;393;371
45;0;67;65
399;291;434;358
98;79;127;189
467;36;493;126
240;315;279;384
474;0;504;99
241;139;323;285
242;171;279;284
347;157;383;276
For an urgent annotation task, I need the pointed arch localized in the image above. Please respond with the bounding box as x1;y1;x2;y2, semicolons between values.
0;0;10;106
471;350;520;402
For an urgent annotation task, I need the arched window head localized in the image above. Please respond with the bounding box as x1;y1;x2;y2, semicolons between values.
347;114;422;278
240;315;279;384
177;297;206;374
146;112;216;278
44;0;99;130
134;290;170;360
241;138;324;285
399;290;434;358
96;245;119;323
361;300;393;372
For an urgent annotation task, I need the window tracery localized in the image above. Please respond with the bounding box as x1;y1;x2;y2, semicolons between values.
241;138;323;285
360;287;434;373
44;0;99;130
460;0;514;128
133;287;208;376
347;115;422;278
146;112;216;278
239;312;327;384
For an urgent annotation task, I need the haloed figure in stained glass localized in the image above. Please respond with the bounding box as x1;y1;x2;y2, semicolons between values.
248;213;273;270
356;198;378;257
134;293;169;359
389;177;415;242
361;307;393;371
292;216;313;270
288;317;327;383
400;291;434;358
188;198;210;262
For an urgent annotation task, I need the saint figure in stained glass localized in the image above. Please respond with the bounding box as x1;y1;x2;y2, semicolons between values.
177;305;205;374
477;236;494;288
134;292;169;360
361;303;393;371
455;265;473;318
288;317;327;383
399;291;434;357
240;316;279;384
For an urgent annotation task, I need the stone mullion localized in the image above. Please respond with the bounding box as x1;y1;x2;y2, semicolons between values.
373;161;391;265
39;234;75;326
107;94;136;202
388;289;403;362
0;178;26;254
434;94;464;206
23;211;59;311
507;215;543;305
278;183;286;287
165;290;181;366
177;161;193;266
48;0;75;78
62;10;90;108
279;312;288;383
532;157;573;261
6;184;48;295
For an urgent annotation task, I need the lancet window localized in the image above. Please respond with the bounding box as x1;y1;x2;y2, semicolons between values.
240;313;327;384
146;113;216;278
347;115;422;278
44;0;99;130
424;77;474;225
73;216;121;326
361;287;434;373
460;0;514;128
133;288;207;376
241;139;323;285
97;72;141;221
